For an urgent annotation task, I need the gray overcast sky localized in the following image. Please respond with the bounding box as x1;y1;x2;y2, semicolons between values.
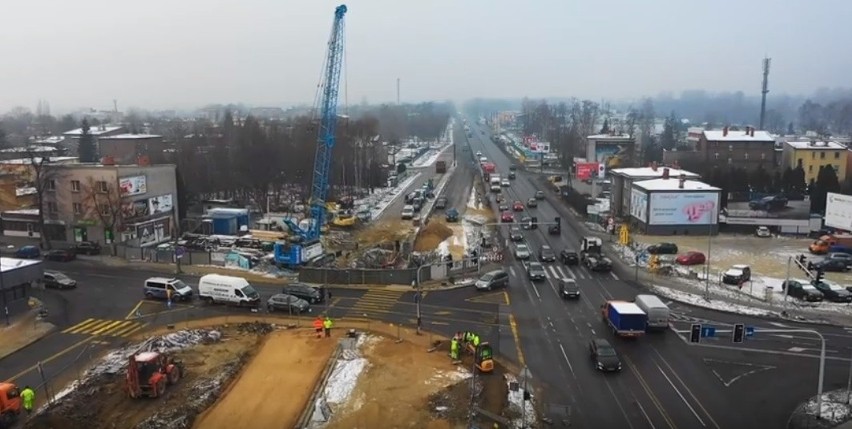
1;0;850;113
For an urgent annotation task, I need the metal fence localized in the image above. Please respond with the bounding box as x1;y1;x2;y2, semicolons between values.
114;244;228;267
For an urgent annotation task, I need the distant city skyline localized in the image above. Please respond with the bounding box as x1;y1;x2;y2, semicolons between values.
1;0;850;113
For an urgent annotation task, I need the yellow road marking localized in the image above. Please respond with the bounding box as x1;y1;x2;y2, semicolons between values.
5;337;95;383
90;320;130;336
125;300;144;320
61;318;94;334
503;291;511;305
434;311;452;316
508;313;526;366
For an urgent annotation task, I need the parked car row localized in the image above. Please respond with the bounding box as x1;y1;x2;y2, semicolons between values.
11;242;102;261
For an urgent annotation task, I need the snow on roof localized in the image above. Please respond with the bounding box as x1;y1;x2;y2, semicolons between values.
703;130;774;142
0;257;41;273
63;125;123;136
633;178;720;192
0;145;59;153
0;156;78;165
587;134;633;140
99;133;163;140
33;136;65;144
2;208;39;216
16;187;36;197
785;141;846;150
610;301;645;314
611;167;700;179
134;351;160;362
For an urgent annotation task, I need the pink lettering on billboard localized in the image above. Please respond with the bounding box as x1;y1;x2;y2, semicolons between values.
683;201;716;223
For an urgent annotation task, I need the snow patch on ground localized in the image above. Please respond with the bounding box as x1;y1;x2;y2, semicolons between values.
437;238;451;257
504;373;536;429
311;334;379;426
651;284;775;317
467;186;485;211
357;172;421;221
799;389;852;424
411;143;450;168
39;329;222;413
425;368;471;387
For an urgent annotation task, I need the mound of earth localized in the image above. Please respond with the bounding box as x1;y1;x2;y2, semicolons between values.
414;221;454;251
25;323;270;429
428;360;509;428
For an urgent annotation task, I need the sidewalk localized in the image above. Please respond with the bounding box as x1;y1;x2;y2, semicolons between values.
0;307;56;361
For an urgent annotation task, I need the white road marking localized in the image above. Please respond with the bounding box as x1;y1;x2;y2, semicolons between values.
656;364;706;427
559;343;577;379
703;359;775;387
509;267;516;277
788;347;806;352
772;334;795;339
531;282;542;300
611;272;619;280
768;322;789;328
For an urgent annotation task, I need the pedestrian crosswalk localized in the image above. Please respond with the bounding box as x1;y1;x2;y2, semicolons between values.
347;289;405;317
61;318;146;337
540;264;590;280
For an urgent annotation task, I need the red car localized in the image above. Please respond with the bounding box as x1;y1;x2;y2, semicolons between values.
512;201;524;212
501;211;515;222
676;251;706;266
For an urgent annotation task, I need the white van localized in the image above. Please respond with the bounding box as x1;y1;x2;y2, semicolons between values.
198;274;261;307
634;294;670;330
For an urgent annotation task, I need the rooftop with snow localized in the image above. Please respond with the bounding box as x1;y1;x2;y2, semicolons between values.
703;129;775;142
633;178;720;192
611;166;700;179
0;145;60;153
0;256;42;272
784;140;847;150
99;133;163;140
0;156;78;165
587;133;633;140
63;125;124;136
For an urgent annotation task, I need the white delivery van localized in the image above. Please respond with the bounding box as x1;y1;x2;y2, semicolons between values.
634;294;670;330
198;274;261;307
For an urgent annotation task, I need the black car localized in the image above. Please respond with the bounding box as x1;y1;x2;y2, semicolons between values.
520;216;533;230
446;208;460;222
44;249;76;262
508;171;516;179
559;279;580;299
585;256;613;272
527;262;546;281
499;203;509;211
509;227;523;242
813;281;852;303
526;198;538;208
589;338;621;372
74;241;101;255
560;249;579;265
267;293;311;313
646;243;679;255
44;270;77;289
813;258;850;272
509;165;517;171
434;197;448;210
540;245;556;262
782;280;823;302
281;283;326;304
828;253;852;267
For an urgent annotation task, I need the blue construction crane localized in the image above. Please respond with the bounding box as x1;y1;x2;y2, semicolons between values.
275;4;347;268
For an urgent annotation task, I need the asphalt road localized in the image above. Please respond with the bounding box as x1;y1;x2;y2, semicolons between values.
463;120;850;429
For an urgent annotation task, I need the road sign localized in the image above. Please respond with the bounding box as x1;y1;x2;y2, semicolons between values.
701;326;716;338
746;326;755;337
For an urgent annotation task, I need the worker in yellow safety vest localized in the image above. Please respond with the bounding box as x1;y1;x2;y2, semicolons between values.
450;338;460;360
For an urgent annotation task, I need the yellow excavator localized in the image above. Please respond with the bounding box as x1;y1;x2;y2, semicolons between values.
326;202;357;227
474;343;494;373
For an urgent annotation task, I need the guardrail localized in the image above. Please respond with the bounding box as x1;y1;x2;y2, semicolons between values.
295;343;343;428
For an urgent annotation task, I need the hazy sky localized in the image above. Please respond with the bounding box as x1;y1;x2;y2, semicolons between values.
1;0;850;113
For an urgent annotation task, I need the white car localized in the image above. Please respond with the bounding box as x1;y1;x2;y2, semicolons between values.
401;205;414;220
755;226;771;238
501;179;510;187
475;151;482;157
514;244;531;260
479;156;488;163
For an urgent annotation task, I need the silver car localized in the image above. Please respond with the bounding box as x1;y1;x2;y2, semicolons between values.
267;293;310;314
514;244;531;260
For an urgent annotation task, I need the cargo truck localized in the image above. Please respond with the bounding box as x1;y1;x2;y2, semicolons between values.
600;301;647;337
436;160;447;174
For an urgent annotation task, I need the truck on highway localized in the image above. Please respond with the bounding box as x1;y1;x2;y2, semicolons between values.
435;160;447;174
601;301;647;337
633;294;670;331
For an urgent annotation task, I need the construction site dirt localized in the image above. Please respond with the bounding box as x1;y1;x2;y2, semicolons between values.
414;221;454;252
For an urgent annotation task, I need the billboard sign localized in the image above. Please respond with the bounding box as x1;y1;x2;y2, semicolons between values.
649;192;719;225
119;176;147;196
148;194;174;215
593;143;633;169
529;142;550;154
135;217;171;247
121;199;149;219
630;189;648;223
576;162;599;180
825;192;852;229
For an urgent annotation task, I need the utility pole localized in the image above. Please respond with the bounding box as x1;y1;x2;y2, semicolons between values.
759;57;771;130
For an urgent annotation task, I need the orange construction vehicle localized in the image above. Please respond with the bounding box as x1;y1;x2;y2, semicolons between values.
473;343;494;373
126;351;184;399
0;383;22;429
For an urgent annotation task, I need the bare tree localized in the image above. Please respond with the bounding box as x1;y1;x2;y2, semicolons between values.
25;151;58;250
83;178;123;253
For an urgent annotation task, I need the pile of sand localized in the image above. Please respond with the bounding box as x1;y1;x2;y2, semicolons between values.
356;220;415;244
414;221;454;251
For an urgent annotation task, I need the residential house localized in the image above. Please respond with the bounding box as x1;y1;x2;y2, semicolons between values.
610;164;700;218
7;161;179;246
62;124;126;158
782;140;848;183
697;127;778;169
0;145;67;161
97;134;167;164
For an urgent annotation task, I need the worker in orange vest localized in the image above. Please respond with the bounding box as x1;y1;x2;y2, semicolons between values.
313;316;324;338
